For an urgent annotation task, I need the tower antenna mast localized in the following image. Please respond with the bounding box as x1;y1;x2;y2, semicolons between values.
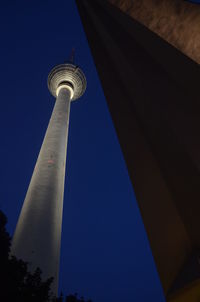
69;48;75;64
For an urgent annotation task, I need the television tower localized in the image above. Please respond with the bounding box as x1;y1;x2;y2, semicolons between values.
11;61;87;294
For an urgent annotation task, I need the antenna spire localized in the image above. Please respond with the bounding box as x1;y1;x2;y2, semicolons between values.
69;48;75;64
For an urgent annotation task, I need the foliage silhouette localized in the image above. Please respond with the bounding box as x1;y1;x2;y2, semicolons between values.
0;210;54;302
65;294;92;302
0;210;92;302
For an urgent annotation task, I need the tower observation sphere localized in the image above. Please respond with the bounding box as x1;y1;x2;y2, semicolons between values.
11;62;86;295
48;63;87;100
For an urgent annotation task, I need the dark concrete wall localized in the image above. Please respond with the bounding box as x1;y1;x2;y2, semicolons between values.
109;0;200;64
76;0;200;294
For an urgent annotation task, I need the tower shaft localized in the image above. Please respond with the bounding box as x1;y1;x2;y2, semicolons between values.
11;87;71;294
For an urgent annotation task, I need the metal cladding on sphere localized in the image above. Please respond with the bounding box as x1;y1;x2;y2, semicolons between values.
48;63;87;100
11;61;86;295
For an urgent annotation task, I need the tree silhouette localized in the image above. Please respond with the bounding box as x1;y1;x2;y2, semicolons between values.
0;210;93;302
65;294;92;302
0;210;53;302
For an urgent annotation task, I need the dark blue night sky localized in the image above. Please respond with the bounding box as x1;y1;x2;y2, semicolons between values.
187;0;200;3
2;0;197;301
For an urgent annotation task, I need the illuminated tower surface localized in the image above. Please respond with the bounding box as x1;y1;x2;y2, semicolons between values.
11;63;86;294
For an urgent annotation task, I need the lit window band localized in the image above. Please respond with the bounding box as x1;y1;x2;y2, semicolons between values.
56;81;74;100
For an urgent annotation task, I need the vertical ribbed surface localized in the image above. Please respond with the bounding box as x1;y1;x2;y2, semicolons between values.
11;87;71;294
